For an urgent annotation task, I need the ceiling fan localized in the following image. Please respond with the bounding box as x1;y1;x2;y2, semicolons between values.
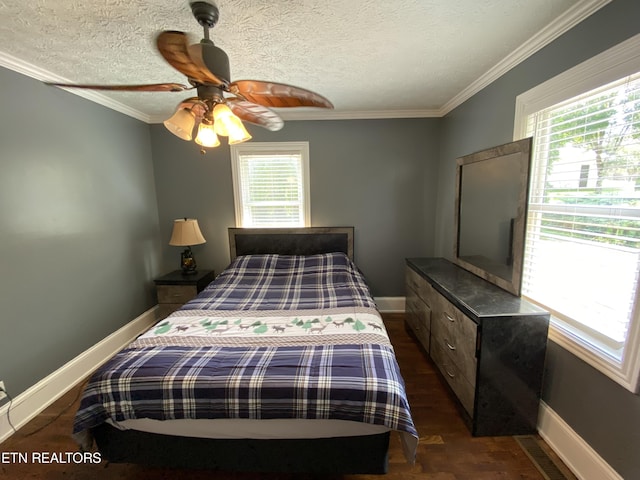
46;1;334;153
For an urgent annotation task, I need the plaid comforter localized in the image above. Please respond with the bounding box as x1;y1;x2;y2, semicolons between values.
73;253;417;461
184;252;377;311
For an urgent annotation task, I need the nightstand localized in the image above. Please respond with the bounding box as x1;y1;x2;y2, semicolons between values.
154;269;216;319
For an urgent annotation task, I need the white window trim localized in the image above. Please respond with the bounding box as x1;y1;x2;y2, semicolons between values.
230;141;311;228
514;33;640;393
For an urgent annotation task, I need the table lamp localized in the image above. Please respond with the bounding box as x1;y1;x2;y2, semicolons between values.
169;218;206;274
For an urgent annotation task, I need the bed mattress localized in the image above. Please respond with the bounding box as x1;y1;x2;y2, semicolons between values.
109;418;390;439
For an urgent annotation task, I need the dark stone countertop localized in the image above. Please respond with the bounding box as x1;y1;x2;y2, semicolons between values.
406;258;548;319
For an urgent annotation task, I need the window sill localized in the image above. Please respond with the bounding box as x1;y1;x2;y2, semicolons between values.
547;318;640;394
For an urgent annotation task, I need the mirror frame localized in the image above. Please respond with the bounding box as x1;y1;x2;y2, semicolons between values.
453;137;532;296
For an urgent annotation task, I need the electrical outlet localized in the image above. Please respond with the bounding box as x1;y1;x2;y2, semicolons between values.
0;381;6;401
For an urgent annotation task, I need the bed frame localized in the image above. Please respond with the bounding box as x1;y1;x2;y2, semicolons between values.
92;227;392;474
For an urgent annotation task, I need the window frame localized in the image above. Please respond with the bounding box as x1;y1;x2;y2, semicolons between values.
230;141;311;228
514;33;640;393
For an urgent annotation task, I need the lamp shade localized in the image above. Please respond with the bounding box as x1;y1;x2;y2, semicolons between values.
227;117;252;145
169;218;206;246
164;108;197;141
195;121;220;148
213;103;252;144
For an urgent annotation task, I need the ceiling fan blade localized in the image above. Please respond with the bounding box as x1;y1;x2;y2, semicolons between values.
228;80;334;109
45;82;192;92
227;100;284;132
156;31;225;86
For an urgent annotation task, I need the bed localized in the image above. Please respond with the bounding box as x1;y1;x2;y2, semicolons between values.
73;227;417;474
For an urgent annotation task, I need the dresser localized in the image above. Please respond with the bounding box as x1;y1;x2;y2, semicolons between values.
154;269;216;319
405;258;549;436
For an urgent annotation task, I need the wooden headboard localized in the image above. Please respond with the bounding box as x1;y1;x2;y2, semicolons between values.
228;227;354;261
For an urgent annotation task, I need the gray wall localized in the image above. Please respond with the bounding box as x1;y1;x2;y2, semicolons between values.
0;67;162;399
434;0;640;477
2;1;638;476
150;118;440;296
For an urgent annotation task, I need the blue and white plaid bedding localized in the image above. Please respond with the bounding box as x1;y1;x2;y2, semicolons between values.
185;252;377;311
73;253;417;461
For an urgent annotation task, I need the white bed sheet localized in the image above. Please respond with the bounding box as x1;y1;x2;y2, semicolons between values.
109;418;390;440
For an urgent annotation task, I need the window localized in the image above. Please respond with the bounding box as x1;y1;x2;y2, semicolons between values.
230;142;310;228
514;34;640;392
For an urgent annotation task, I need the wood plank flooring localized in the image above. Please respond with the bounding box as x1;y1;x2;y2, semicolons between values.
0;313;575;480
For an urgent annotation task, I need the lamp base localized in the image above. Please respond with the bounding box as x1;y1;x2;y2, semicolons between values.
180;247;198;275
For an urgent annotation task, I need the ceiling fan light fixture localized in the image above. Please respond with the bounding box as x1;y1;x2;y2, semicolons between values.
45;1;333;154
213;103;252;144
195;120;220;148
211;103;235;136
227;117;252;145
164;108;197;141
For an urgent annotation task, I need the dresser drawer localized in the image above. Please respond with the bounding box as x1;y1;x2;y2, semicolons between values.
431;295;478;386
157;285;198;304
405;266;437;307
405;289;431;353
431;340;476;415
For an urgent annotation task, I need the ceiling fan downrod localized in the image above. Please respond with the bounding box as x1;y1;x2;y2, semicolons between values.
190;1;219;41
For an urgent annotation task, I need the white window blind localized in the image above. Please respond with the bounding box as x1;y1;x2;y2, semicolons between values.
230;142;310;228
523;72;640;361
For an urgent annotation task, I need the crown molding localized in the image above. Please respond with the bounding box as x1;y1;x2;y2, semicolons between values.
440;0;612;116
0;50;151;123
277;108;442;121
0;0;610;123
0;50;50;82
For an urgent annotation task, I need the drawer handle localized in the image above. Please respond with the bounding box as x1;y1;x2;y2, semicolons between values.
446;369;455;378
445;340;456;351
445;313;455;323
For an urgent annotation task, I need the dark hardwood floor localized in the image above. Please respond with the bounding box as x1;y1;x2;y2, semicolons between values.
0;313;575;479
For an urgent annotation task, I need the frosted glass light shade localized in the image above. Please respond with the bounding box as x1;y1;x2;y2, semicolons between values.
213;103;252;144
164;109;196;141
195;122;220;147
227;118;252;145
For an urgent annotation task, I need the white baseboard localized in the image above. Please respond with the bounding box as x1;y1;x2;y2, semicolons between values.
0;306;158;444
375;296;406;313
537;401;622;480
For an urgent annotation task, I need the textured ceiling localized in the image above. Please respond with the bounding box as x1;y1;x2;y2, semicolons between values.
0;0;604;123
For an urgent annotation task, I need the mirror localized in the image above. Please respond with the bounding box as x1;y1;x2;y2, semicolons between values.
454;138;532;296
